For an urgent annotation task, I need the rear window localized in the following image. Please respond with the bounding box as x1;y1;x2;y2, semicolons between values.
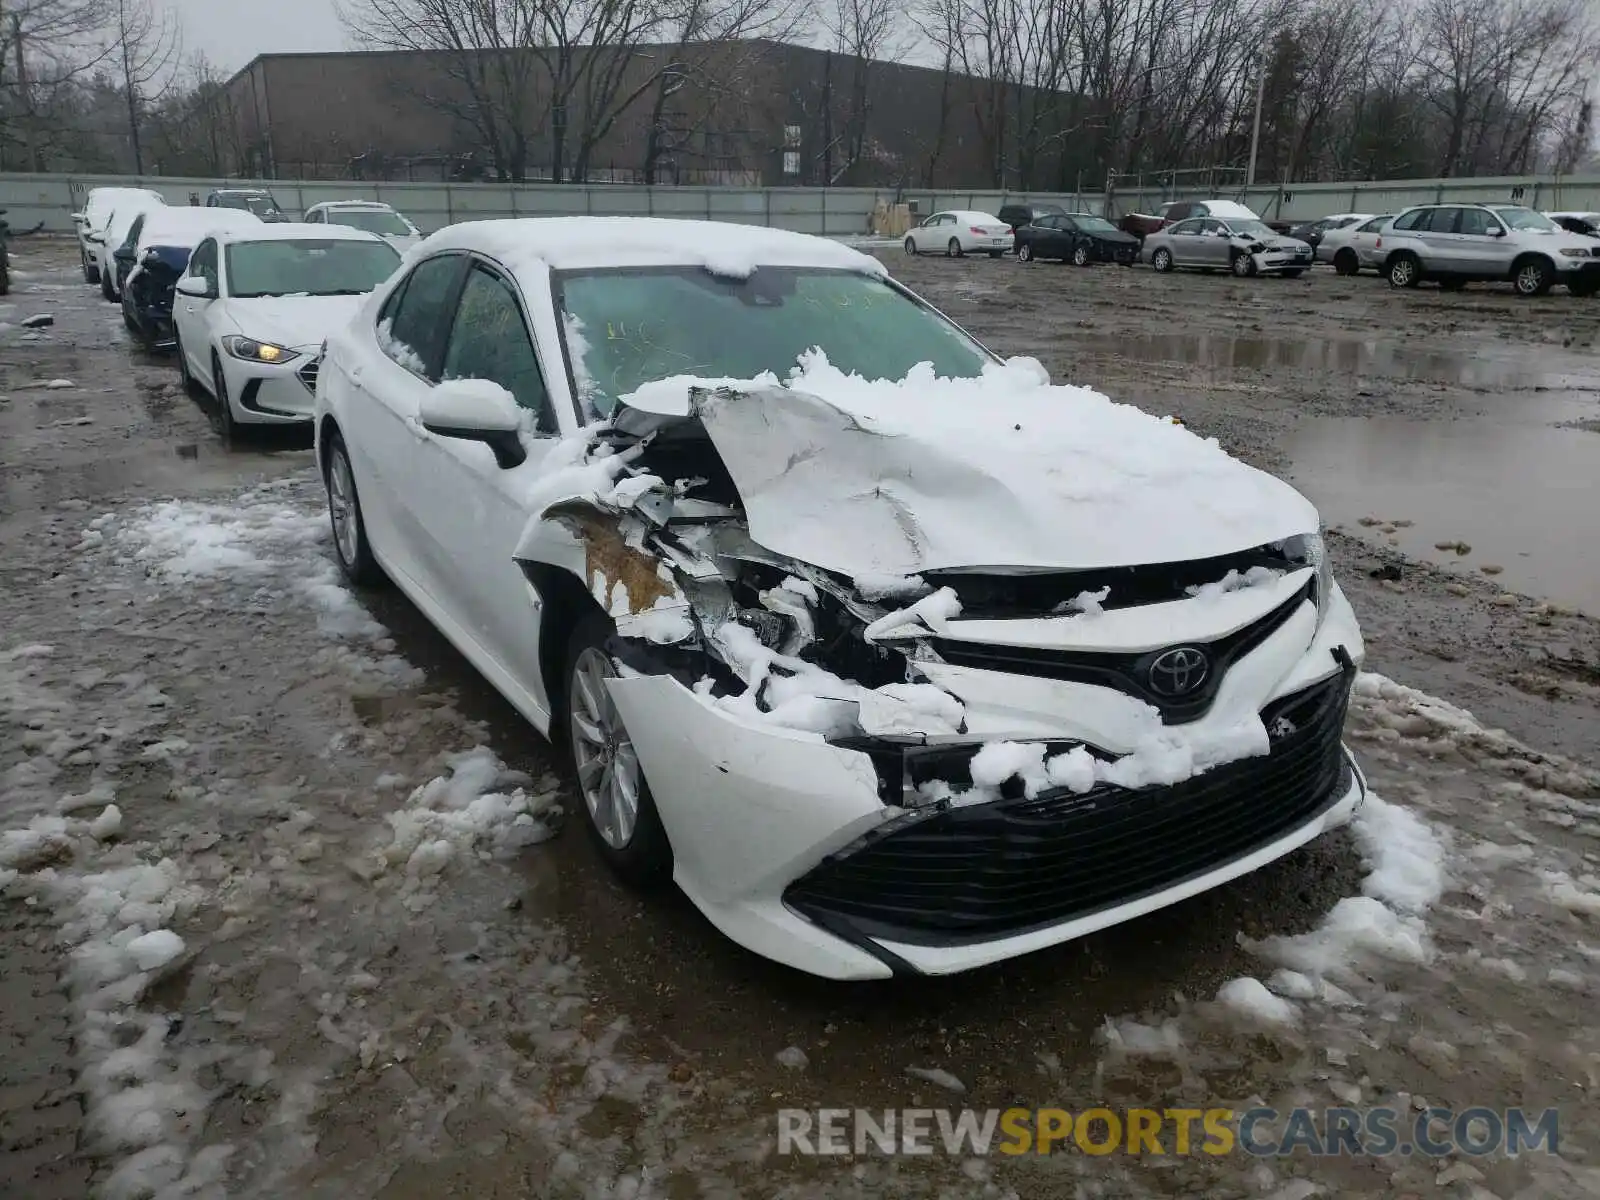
1390;209;1429;232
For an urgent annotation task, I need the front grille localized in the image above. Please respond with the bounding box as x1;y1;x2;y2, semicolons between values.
929;582;1311;724
784;669;1353;948
297;357;321;394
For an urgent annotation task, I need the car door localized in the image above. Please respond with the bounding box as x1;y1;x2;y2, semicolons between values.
340;252;471;592
1197;219;1234;267
1456;207;1508;274
407;259;563;707
173;238;220;383
1163;218;1201;266
1053;217;1081;259
1413;207;1465;275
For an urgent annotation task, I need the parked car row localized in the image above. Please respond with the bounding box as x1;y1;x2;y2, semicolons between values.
902;198;1600;297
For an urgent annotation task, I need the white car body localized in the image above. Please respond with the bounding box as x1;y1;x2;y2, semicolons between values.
1305;213;1375;262
172;223;402;427
79;188;166;289
313;216;1367;980
1319;214;1394;271
304;200;424;253
904;210;1013;256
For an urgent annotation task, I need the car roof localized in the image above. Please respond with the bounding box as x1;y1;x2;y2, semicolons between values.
416;217;887;275
136;207;263;247
211;188;273;196
310;200;396;210
938;210;1004;221
214;222;388;246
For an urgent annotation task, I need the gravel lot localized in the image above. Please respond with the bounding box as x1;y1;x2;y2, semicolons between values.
3;237;1599;1199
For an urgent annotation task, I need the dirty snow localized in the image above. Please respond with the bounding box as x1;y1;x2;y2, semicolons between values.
1215;976;1299;1026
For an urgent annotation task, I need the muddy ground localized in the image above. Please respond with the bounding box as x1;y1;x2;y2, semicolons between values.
3;238;1599;1200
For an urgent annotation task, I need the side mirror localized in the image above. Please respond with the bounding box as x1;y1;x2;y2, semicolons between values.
1486;226;1505;237
175;276;214;299
420;380;526;469
113;246;135;261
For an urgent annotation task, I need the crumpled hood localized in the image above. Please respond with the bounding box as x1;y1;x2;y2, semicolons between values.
221;295;366;351
618;355;1320;577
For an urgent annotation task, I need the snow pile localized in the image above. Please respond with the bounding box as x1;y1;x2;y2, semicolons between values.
1099;1016;1185;1058
1053;586;1110;616
853;573;929;602
944;715;1271;807
1215;976;1299;1027
370;747;562;906
376;318;426;374
863;586;962;641
1186;565;1283;601
1248;792;1446;991
708;621;965;739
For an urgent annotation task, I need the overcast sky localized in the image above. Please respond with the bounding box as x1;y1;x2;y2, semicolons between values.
170;0;346;73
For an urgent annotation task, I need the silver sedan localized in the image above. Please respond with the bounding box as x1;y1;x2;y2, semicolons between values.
1144;216;1314;277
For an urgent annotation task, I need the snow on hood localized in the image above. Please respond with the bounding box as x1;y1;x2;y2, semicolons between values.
620;354;1319;576
221;294;368;351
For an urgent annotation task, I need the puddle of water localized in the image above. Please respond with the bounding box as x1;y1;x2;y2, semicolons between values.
1085;331;1600;393
1286;415;1600;615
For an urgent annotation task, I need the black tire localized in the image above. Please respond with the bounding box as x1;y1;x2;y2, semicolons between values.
322;430;383;586
101;270;116;302
946;237;963;258
175;329;200;395
1071;243;1092;267
563;609;673;886
1017;242;1034;263
121;299;138;333
1151;247;1173;273
211;353;239;447
1230;250;1257;278
1333;249;1360;276
1387;253;1421;289
1513;256;1553;297
903;236;917;256
82;250;99;284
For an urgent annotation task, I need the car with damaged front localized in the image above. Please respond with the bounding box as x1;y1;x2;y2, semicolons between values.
313;217;1369;980
114;207;263;349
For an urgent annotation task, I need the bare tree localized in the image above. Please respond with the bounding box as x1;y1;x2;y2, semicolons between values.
108;0;180;173
0;0;114;168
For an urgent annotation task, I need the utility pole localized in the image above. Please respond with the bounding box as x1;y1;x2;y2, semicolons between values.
1246;55;1266;187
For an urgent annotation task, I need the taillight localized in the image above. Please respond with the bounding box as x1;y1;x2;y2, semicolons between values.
971;226;988;235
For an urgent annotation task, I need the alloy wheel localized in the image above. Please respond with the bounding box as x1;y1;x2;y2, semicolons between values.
903;236;916;255
1152;248;1172;272
1390;257;1417;288
569;646;642;850
1018;243;1033;262
1073;244;1090;266
327;449;361;569
1515;260;1550;296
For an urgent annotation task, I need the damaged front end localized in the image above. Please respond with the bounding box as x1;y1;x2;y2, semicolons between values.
515;387;974;796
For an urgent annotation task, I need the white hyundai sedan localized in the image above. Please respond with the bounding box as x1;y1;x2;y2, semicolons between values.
172;224;401;443
314;217;1368;980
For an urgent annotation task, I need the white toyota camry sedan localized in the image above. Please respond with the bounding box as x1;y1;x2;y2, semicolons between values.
172;223;401;443
313;217;1368;980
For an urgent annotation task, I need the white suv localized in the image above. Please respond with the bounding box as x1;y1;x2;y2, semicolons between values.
1378;203;1600;297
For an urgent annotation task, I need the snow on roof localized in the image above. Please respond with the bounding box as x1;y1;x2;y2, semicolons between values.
308;200;397;210
413;217;887;277
212;221;387;246
137;207;262;250
935;210;1005;222
1197;200;1260;219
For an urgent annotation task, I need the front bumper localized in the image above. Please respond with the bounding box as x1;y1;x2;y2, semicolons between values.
605;584;1368;980
224;349;321;424
1256;249;1313;272
1094;240;1138;263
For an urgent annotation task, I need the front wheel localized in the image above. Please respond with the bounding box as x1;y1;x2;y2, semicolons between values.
1334;249;1360;276
903;236;917;256
946;238;963;258
1071;243;1092;267
564;611;673;886
324;431;383;586
1514;257;1553;297
1230;250;1257;278
1151;247;1173;273
211;353;240;447
174;330;199;395
1018;242;1034;263
82;250;98;284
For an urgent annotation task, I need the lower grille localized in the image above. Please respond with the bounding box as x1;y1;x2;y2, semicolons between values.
298;357;321;393
785;670;1354;947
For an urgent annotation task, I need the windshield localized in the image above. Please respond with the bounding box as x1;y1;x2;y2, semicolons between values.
1493;207;1557;232
224;239;401;298
1074;216;1118;233
325;208;412;237
218;194;280;217
1229;220;1276;237
555;267;991;416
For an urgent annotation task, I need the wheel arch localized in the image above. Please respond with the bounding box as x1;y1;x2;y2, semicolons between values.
524;561;608;727
1509;250;1554;279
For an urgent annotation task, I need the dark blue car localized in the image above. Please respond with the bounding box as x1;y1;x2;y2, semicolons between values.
111;208;261;349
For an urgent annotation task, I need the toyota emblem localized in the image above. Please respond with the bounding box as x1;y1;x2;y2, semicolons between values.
1147;647;1209;697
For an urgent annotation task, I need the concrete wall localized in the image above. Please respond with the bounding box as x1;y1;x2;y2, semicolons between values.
7;171;1600;236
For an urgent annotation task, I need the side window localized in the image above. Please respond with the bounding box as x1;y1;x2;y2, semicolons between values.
1390;209;1425;232
441;265;553;434
1458;208;1495;236
189;239;219;290
1200;219;1225;235
306;209;322;224
381;254;467;377
122;215;145;252
1058;218;1077;232
1169;218;1200;235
